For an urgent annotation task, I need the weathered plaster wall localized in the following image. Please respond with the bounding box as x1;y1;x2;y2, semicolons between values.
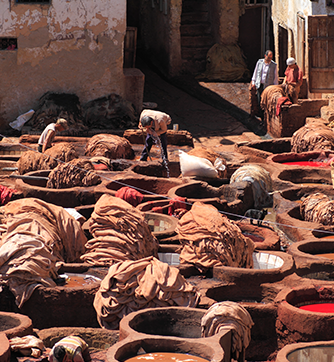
272;0;334;81
210;0;241;45
0;0;126;130
140;0;182;78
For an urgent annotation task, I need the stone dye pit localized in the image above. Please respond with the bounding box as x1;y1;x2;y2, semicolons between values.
288;240;334;278
276;340;334;362
167;180;254;216
6;129;334;362
0;266;106;329
276;285;334;348
108;307;232;362
235;138;292;161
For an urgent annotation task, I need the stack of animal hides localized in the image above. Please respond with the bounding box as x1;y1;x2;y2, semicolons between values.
46;159;101;189
84;134;135;159
176;202;255;272
81;194;159;266
291;122;334;153
17;143;78;175
201;301;254;360
301;193;334;225
93;256;200;330
230;164;272;209
260;84;294;123
0;198;87;307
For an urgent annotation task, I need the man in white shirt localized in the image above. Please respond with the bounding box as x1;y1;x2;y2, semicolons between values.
38;118;68;153
251;50;278;119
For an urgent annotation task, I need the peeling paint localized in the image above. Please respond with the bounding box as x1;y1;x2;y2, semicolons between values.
0;0;127;127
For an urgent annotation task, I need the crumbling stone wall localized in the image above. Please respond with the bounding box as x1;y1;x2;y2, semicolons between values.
0;0;126;131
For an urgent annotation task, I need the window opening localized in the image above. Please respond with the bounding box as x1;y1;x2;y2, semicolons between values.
0;38;17;51
245;0;268;4
16;0;50;3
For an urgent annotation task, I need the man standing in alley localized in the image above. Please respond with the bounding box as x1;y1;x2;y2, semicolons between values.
38;118;68;153
283;57;303;104
138;109;171;162
250;50;278;119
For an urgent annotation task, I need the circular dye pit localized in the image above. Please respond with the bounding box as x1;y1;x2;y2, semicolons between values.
125;353;209;362
213;251;294;286
17;271;103;329
14;170;103;207
123;307;205;338
107;307;232;362
276;204;334;242
237;222;281;251
273;168;332;190
136;199;192;215
0;332;10;362
202;281;279;361
104;176;184;202
276;340;334;362
145;212;178;239
38;326;119;353
131;161;181;178
273;185;334;212
235;138;291;161
267;150;334;168
276;285;334;347
0;311;33;339
288;240;334;277
167;180;254;216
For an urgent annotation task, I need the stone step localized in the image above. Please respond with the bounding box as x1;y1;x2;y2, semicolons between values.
181;11;209;24
321;105;334;122
181;22;211;36
181;35;214;48
181;58;207;75
182;0;209;13
181;46;210;60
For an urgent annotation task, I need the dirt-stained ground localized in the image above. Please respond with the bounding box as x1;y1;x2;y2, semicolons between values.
136;56;265;153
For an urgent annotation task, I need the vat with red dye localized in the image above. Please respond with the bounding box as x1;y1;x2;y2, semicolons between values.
276;285;334;348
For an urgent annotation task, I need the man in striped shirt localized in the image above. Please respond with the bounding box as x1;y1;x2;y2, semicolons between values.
49;335;91;362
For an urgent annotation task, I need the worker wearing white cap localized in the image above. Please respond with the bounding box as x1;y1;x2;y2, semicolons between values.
283;57;303;104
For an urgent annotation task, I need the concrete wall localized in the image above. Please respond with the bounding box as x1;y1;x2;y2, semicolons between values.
0;0;126;130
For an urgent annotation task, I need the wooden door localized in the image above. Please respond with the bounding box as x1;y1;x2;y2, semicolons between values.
278;25;288;77
297;15;305;74
308;15;334;92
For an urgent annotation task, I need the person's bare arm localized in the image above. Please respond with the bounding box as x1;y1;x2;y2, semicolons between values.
155;118;168;136
42;129;55;153
72;350;85;362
